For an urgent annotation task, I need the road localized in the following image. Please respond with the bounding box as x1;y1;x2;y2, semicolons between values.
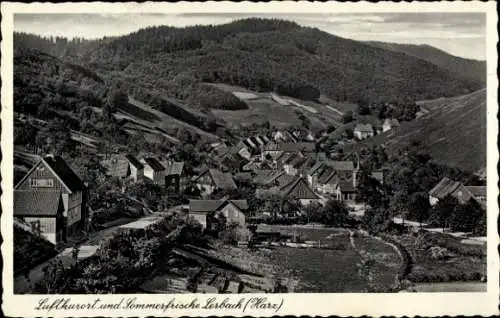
13;213;162;294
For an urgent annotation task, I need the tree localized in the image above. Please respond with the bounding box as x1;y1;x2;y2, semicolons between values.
342;111;354;124
449;199;484;233
320;200;349;227
430;195;458;231
408;192;430;229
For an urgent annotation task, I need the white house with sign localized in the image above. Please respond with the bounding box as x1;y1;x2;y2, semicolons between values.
14;155;87;245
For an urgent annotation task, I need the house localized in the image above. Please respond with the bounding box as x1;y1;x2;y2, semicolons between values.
192;169;237;195
382;118;400;132
354;124;375;140
314;167;340;195
284;154;307;176
279;176;321;206
428;177;475;206
161;160;185;193
14;190;65;245
466;186;486;207
189;199;248;230
15;155;87;238
273;130;297;143
307;160;356;188
140;157;165;185
336;179;357;201
101;154;144;183
278;142;316;153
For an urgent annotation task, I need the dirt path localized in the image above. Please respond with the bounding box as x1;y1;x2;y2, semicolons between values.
14;213;159;294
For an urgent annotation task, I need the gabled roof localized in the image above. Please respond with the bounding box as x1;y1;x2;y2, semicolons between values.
296;157;316;171
253;170;281;185
278;142;316;153
14;190;62;216
125;154;144;169
354;124;374;133
189;199;248;213
163;161;184;176
317;168;338;185
429;177;461;198
324;160;355;171
234;172;253;182
280;177;319;200
466;186;487;198
197;169;237;190
142;157;165;171
15;156;86;193
289;155;307;168
308;161;325;176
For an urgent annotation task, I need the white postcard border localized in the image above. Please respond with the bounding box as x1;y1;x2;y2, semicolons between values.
2;1;498;317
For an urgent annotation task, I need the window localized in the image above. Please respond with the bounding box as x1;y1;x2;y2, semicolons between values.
30;220;41;234
30;178;54;187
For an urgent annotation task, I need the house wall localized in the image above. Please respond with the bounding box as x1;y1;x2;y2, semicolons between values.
316;183;337;195
130;165;143;183
16;162;66;192
143;166;155;181
23;217;58;245
189;212;208;229
67;192;82;226
219;204;246;227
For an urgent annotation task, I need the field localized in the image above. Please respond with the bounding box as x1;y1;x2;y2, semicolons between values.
346;89;486;172
266;246;369;292
208;83;343;129
257;226;400;292
397;232;486;284
403;281;487;292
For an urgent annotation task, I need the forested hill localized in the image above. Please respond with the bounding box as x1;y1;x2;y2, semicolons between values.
366;41;486;85
15;18;484;105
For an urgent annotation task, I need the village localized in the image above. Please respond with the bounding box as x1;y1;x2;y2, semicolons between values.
14;115;487;294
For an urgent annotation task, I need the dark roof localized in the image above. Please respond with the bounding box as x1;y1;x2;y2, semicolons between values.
354;124;374;133
43;155;86;192
279;142;316;153
253;170;281;185
162;161;184;176
324;160;355;171
235;172;253;182
125;154;144;169
142;157;165;171
317;168;338;185
14;190;62;216
308;161;325;176
466;186;486;197
280;177;319;199
189;199;248;213
429;177;461;198
209;169;237;190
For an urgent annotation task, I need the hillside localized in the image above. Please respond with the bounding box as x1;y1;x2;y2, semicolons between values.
348;89;486;172
15;18;483;108
366;41;486;85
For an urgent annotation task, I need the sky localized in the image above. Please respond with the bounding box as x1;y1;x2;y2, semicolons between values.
14;12;486;60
